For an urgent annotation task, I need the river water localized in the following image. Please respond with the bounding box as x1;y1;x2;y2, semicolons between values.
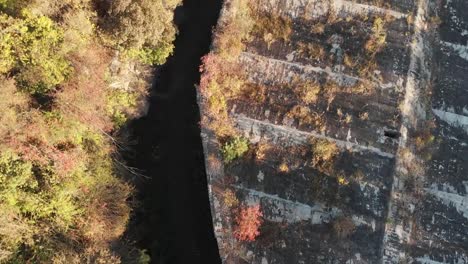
125;0;223;263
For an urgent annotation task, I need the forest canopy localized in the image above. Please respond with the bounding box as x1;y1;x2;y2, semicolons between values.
0;0;181;262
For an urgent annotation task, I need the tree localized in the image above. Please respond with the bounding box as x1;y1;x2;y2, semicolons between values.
102;0;182;65
0;10;70;94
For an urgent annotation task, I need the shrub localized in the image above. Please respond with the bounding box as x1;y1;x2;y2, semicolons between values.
106;89;138;127
61;9;96;53
309;138;339;167
298;42;325;61
0;78;30;138
221;137;249;163
0;0;27;14
127;42;174;65
199;53;243;138
79;179;131;243
234;205;263;242
337;174;349;186
255;142;272;160
138;249;151;264
0;0;11;9
365;17;387;55
414;121;436;152
0;204;33;262
278;162;289;173
311;22;326;34
223;189;239;208
297;80;321;104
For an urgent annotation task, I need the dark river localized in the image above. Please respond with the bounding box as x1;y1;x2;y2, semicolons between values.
125;0;223;263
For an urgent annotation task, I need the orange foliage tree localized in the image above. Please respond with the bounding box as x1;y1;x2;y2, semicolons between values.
234;204;263;241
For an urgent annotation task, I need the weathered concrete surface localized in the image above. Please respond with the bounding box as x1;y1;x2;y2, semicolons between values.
199;0;468;263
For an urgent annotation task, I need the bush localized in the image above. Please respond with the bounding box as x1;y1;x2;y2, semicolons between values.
221;137;249;163
199;53;243;137
298;42;325;61
297;80;321;104
137;249;151;264
79;179;131;243
106;89;138;127
127;42;174;65
234;205;263;242
0;204;33;262
286;105;324;130
309;138;339;167
61;9;96;53
223;189;239;208
0;78;30;138
365;17;387;55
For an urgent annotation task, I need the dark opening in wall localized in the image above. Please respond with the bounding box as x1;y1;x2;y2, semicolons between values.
384;130;401;139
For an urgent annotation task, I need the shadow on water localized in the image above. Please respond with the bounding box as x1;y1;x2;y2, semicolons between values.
124;0;223;263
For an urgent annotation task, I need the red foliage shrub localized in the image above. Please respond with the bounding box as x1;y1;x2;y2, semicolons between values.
199;52;244;95
199;53;219;94
234;204;263;242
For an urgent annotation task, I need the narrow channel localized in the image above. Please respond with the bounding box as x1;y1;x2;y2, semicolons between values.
125;0;222;263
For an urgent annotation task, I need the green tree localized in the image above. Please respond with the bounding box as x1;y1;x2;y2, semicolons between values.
0;10;71;94
103;0;182;65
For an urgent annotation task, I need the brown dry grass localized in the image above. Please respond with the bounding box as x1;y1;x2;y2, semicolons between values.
252;11;293;47
298;42;326;61
333;216;356;238
287;105;325;131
